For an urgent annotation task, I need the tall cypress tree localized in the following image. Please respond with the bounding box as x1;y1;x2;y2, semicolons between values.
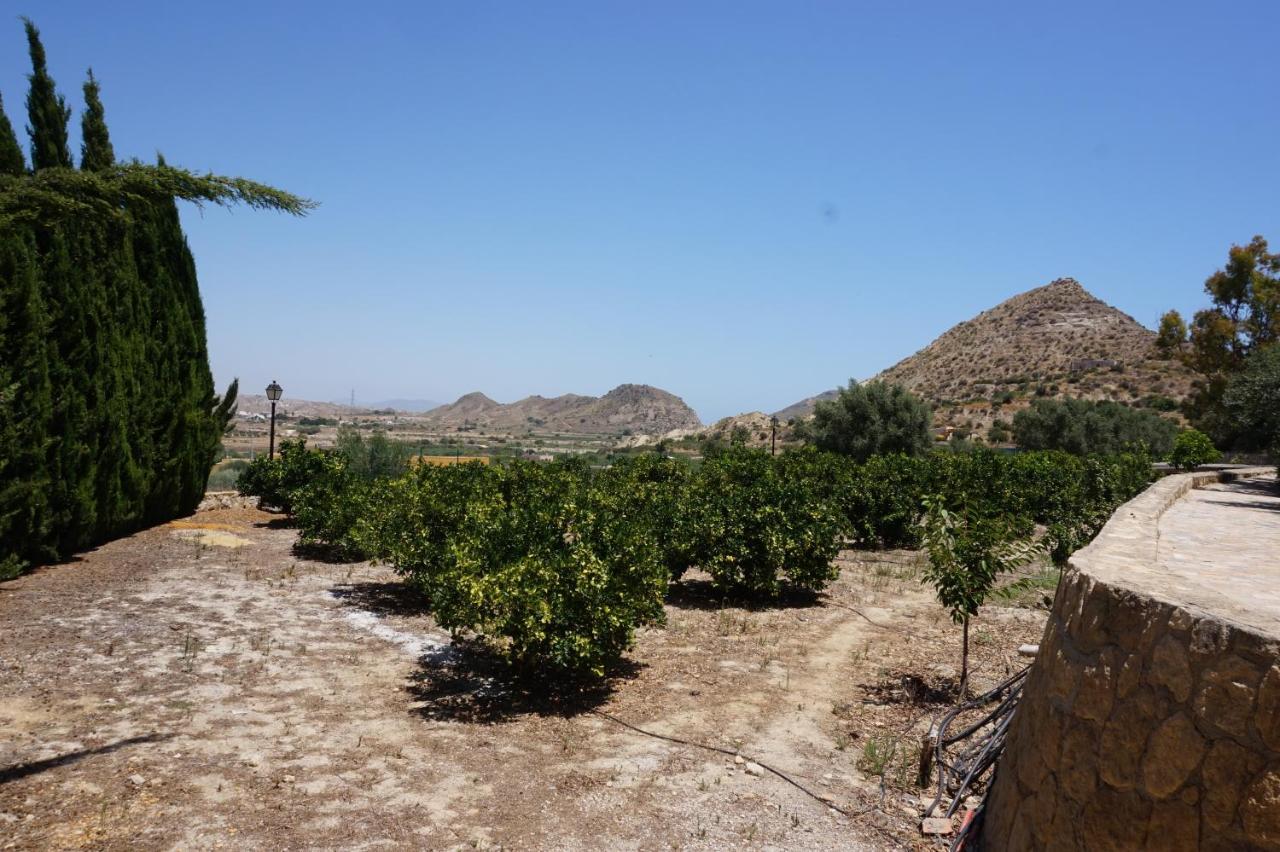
79;69;114;172
22;18;72;170
0;93;25;175
1;21;309;573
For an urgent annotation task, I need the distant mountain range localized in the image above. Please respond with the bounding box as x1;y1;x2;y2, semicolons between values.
770;278;1197;434
421;384;702;435
363;399;443;413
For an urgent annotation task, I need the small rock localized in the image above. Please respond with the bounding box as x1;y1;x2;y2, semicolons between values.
128;774;146;787
744;762;765;777
281;774;295;784
921;817;953;836
734;755;745;765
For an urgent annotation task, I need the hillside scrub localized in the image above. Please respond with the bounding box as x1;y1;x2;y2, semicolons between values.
1011;397;1178;456
239;442;1156;681
798;380;933;462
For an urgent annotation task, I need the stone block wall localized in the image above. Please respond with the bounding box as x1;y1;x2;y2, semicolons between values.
981;469;1280;851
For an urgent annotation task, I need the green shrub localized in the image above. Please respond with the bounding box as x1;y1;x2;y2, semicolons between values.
686;448;844;595
799;380;933;462
1012;398;1177;456
365;460;668;678
1169;429;1221;470
236;439;329;514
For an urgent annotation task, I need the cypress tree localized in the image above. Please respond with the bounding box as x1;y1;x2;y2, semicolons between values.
0;93;26;175
79;69;114;171
1;21;309;573
22;17;72;170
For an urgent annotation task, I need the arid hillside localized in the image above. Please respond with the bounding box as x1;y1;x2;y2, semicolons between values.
422;383;703;435
773;278;1197;436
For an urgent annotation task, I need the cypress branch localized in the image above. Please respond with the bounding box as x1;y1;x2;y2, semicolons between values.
23;17;73;170
0;93;26;176
80;69;115;172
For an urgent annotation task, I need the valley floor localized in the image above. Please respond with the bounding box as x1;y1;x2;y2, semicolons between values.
0;500;1046;851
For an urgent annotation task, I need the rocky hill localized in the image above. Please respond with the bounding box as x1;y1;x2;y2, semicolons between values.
422;384;703;435
772;278;1197;436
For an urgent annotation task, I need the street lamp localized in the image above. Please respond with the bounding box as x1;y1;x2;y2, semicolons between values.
266;380;283;459
771;416;779;456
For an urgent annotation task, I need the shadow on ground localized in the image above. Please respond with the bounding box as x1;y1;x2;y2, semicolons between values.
665;578;821;612
329;581;430;617
0;733;172;785
405;640;643;724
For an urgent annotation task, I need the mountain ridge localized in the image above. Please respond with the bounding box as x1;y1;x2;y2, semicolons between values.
770;278;1196;434
422;383;703;435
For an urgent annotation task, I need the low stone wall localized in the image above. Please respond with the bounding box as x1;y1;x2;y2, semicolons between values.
981;467;1279;851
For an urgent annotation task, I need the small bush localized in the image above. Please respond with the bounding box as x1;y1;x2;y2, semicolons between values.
687;448;844;595
1169;429;1221;471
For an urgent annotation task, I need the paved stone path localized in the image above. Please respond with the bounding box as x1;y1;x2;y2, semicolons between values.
1157;474;1280;630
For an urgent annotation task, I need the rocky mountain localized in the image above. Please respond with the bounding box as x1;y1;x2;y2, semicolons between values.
772;278;1197;435
701;411;799;450
422;384;703;435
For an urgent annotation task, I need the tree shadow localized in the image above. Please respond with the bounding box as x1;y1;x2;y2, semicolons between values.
328;581;429;617
664;577;822;612
404;639;643;724
292;541;366;564
1201;498;1280;513
861;670;960;707
253;515;294;530
0;733;172;785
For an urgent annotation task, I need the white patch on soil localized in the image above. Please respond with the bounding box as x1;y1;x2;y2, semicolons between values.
335;602;455;663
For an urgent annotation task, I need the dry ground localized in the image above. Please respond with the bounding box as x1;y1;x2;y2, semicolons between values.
1;498;1048;851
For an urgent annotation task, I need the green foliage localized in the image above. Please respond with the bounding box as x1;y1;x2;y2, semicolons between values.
1011;397;1178;456
23;18;71;170
237;440;330;514
687;448;844;596
334;427;416;480
0;92;25;175
1222;344;1280;453
0;22;308;575
1160;236;1280;445
920;494;1044;690
1169;429;1221;471
364;460;668;679
78;69;114;172
800;380;932;462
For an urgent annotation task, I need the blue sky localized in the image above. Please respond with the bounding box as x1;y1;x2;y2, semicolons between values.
4;2;1278;422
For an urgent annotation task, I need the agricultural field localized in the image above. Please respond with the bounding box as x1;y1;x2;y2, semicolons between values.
0;495;1048;850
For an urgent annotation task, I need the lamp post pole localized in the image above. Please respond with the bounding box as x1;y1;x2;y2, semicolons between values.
266;380;283;459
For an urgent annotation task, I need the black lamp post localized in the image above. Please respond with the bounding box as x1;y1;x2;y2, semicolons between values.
771;416;779;456
266;380;283;458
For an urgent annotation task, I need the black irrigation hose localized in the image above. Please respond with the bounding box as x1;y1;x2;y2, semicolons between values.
922;664;1030;850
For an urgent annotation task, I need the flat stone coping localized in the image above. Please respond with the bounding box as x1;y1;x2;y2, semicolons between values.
1072;467;1279;639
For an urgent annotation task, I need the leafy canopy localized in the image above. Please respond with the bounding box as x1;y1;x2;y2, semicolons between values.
1011;397;1178;456
800;380;932;462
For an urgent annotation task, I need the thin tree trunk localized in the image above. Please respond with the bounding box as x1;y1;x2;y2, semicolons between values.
960;616;970;697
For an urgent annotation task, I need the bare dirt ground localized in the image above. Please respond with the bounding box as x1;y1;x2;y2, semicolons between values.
1;498;1048;851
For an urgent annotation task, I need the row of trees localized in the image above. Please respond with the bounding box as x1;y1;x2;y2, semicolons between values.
238;440;1155;680
0;20;309;577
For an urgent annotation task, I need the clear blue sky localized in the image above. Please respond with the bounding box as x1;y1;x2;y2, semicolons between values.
5;2;1278;422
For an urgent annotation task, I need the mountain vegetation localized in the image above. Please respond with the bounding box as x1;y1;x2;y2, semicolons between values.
797;380;933;461
1010;398;1179;456
775;279;1196;437
0;20;310;577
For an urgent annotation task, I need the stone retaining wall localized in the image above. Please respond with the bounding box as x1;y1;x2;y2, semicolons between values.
981;468;1279;851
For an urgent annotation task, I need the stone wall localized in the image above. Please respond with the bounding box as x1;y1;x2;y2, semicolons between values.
981;468;1280;851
